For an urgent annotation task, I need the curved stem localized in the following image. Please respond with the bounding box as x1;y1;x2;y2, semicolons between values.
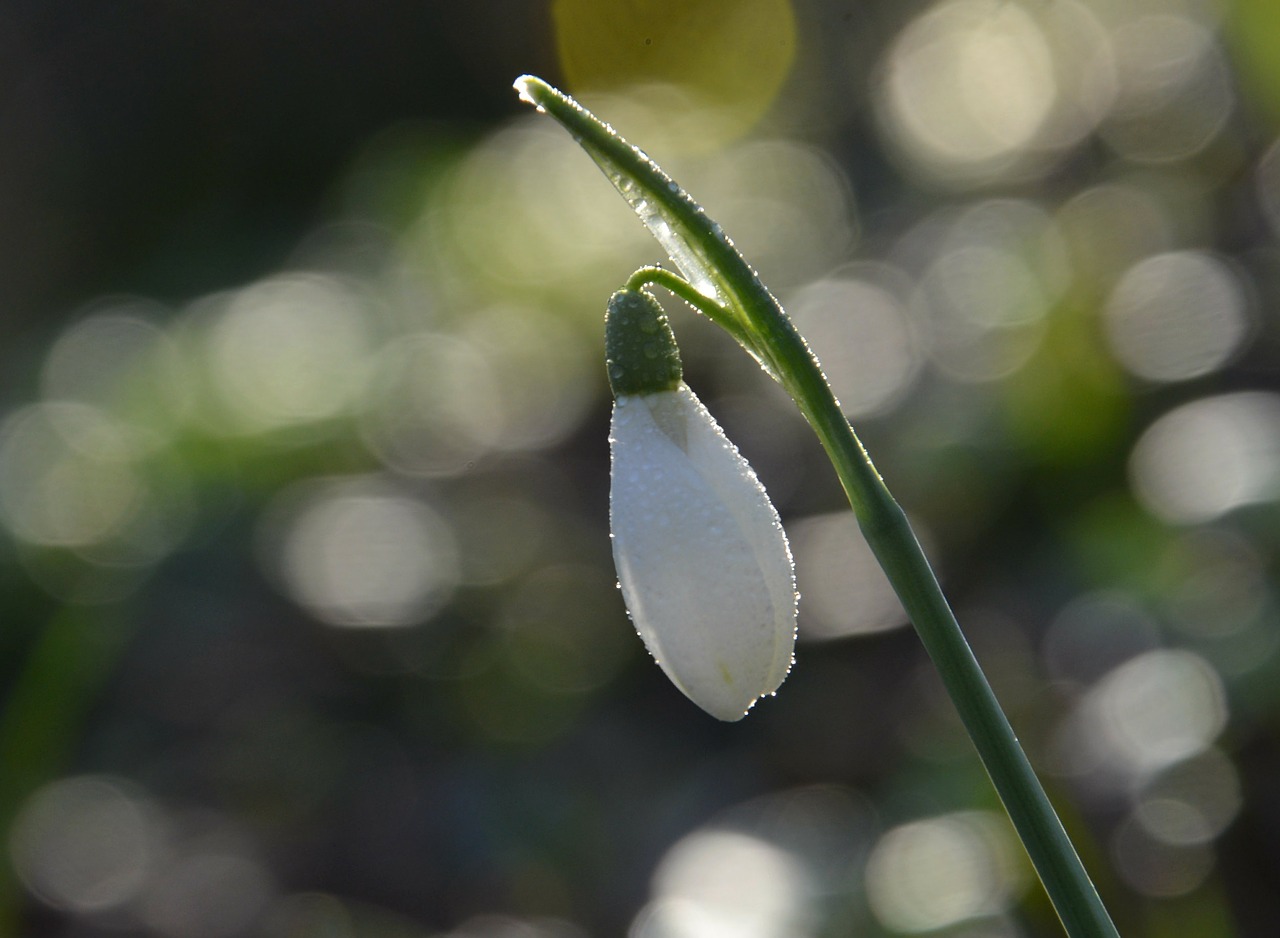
697;227;1121;938
625;266;756;352
786;351;1120;938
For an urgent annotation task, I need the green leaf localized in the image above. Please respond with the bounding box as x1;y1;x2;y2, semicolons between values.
513;75;790;376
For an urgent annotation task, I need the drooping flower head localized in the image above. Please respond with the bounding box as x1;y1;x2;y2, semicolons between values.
606;288;797;721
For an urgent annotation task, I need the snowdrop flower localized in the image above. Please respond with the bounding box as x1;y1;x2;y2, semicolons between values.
606;289;797;720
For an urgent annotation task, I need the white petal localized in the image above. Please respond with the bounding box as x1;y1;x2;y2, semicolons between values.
610;383;797;720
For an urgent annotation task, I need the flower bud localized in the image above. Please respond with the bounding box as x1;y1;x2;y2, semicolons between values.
605;288;683;397
607;290;796;720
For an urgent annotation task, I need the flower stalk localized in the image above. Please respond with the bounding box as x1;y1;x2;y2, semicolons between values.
516;75;1120;938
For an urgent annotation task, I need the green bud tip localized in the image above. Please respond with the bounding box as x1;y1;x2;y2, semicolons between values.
605;288;683;397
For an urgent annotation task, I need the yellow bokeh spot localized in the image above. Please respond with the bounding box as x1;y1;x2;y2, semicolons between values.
1227;0;1280;126
552;0;796;149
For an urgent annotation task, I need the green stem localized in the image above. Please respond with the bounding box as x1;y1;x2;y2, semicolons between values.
625;266;755;352
691;261;1120;938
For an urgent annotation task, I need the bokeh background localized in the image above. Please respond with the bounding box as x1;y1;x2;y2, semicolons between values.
2;0;1280;935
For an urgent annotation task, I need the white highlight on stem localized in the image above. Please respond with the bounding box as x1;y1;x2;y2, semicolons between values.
609;383;797;721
